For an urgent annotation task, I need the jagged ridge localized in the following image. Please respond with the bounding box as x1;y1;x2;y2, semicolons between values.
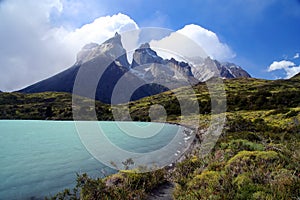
18;33;251;103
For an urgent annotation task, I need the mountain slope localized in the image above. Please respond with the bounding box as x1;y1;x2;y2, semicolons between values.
18;65;79;94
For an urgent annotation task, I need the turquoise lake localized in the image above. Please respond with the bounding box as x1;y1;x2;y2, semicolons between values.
0;120;189;199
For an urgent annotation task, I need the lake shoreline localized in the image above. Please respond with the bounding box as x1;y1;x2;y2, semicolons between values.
0;120;194;199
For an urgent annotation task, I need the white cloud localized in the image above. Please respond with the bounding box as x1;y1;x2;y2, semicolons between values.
177;24;235;61
294;53;299;59
150;30;208;63
54;13;138;62
0;0;138;91
268;60;300;79
268;60;295;71
150;24;235;62
285;66;300;78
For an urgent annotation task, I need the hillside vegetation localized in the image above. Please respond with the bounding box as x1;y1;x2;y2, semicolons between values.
1;77;300;121
1;76;300;199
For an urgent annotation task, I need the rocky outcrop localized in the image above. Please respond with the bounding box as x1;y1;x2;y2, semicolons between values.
76;32;129;68
130;43;198;88
131;43;163;68
191;57;251;81
216;61;251;79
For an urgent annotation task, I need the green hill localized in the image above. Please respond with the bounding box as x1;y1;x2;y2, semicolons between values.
1;77;300;122
0;92;112;120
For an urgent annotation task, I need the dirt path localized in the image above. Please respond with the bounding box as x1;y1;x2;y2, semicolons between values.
146;182;175;200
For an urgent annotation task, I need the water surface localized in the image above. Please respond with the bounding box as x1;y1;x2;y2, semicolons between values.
0;120;186;199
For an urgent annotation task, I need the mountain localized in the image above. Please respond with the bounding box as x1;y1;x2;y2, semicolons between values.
18;33;251;103
130;43;199;89
217;61;251;78
18;33;162;104
131;43;250;83
191;57;251;81
76;33;129;67
131;43;163;68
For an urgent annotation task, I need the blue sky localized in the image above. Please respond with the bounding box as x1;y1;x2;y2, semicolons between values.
1;0;300;91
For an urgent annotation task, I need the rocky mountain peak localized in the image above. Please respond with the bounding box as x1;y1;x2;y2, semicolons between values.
139;43;150;49
104;32;122;46
214;60;251;78
190;56;251;81
166;58;193;77
76;32;129;67
131;43;163;68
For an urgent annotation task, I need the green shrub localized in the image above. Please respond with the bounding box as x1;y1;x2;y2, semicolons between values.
47;167;167;200
221;139;264;152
